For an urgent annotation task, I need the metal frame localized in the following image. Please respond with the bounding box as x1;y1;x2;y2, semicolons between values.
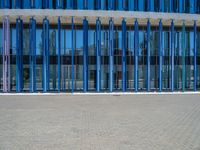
29;17;36;92
159;19;163;92
83;18;88;92
42;17;49;92
96;18;101;92
122;18;126;92
16;17;23;92
194;20;197;91
182;21;186;92
57;17;61;91
2;16;10;92
109;18;114;92
134;19;139;92
147;19;151;92
71;17;74;93
170;20;175;91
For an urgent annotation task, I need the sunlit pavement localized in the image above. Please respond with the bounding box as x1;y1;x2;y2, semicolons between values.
0;94;200;150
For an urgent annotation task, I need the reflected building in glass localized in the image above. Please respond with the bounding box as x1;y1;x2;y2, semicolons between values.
0;0;200;92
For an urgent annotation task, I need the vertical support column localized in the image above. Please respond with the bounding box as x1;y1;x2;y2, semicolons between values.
71;17;74;93
170;20;175;91
159;19;163;92
16;17;23;92
109;18;114;92
96;18;101;92
122;19;126;92
194;20;197;91
57;17;61;92
42;17;49;92
134;19;139;92
29;17;36;92
182;21;186;92
147;19;151;92
2;16;10;92
83;18;88;92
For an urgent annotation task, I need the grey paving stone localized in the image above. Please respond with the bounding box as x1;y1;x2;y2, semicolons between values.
0;94;200;150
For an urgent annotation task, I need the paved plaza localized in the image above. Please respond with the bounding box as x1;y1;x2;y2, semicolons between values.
0;94;200;150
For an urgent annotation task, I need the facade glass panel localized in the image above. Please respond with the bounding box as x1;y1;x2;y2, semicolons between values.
127;26;134;90
23;28;30;90
0;0;198;14
174;31;182;90
197;28;200;90
185;31;194;90
138;29;146;90
114;26;122;91
88;27;95;91
60;26;71;91
10;28;16;91
197;0;200;13
164;0;170;12
101;26;109;90
0;26;2;91
49;28;57;91
74;27;83;91
1;1;200;93
162;30;170;90
36;28;43;91
150;28;159;90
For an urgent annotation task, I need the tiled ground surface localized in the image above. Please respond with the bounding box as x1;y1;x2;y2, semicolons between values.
0;94;200;150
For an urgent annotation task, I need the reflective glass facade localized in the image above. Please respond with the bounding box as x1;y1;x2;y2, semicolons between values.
0;0;199;14
0;1;200;93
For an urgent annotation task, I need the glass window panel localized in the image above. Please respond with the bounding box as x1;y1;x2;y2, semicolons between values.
162;31;170;90
127;27;134;90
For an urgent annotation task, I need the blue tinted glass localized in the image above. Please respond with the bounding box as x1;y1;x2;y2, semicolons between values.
36;29;43;55
101;0;106;10
179;0;183;13
117;0;123;10
150;0;154;11
11;28;16;55
77;0;83;9
138;0;144;11
128;0;134;11
23;0;30;8
0;28;2;54
88;0;94;9
35;0;42;8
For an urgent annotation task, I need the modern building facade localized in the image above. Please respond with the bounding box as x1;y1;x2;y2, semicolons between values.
0;0;200;93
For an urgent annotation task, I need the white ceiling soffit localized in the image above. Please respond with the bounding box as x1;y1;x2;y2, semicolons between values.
1;9;200;26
